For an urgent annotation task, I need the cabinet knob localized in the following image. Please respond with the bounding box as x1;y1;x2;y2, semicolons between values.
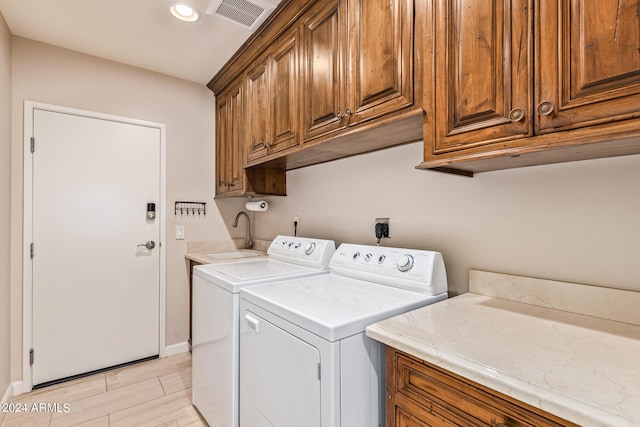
345;108;352;117
536;101;555;116
336;111;343;120
508;108;524;122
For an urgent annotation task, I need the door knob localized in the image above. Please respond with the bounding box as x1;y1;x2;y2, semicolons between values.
137;241;156;250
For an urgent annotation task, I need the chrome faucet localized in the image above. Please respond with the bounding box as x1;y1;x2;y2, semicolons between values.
232;211;253;249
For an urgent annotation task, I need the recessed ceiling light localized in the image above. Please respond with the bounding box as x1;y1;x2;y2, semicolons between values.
169;2;201;22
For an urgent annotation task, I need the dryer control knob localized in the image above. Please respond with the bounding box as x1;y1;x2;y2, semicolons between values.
304;242;316;255
396;254;414;272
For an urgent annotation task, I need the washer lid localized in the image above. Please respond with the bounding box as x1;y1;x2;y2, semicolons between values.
240;274;447;342
194;258;329;293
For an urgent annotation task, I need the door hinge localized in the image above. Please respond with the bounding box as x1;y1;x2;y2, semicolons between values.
30;243;34;259
29;349;34;366
30;137;35;153
317;363;321;380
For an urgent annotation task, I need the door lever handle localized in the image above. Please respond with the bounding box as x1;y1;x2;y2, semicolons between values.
137;241;156;250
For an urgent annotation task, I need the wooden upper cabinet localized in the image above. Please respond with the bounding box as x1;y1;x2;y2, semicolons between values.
433;0;532;153
216;77;287;198
535;0;640;134
421;0;640;173
348;0;414;124
246;26;301;164
302;0;416;141
270;27;300;153
302;0;347;141
246;55;270;162
216;79;244;195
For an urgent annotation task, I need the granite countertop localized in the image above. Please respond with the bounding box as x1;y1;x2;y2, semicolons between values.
185;239;270;264
366;270;640;427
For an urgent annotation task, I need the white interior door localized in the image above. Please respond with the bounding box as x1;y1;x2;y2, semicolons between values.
31;108;161;386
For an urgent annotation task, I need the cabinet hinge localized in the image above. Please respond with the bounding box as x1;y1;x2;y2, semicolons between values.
30;137;35;153
317;363;321;380
29;349;34;366
30;243;34;259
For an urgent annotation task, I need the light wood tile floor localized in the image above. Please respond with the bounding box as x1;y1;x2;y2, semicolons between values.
1;353;207;427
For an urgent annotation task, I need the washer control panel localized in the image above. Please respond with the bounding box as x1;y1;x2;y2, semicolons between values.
268;235;336;269
329;243;448;295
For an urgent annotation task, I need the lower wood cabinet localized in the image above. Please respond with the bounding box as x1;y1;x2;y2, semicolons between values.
386;347;579;427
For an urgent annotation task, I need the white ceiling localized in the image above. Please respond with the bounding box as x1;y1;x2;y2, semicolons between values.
0;0;281;85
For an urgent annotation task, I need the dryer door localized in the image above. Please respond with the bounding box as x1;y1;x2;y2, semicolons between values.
240;309;321;427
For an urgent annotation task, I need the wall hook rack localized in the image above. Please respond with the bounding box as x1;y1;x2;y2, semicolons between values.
175;201;207;217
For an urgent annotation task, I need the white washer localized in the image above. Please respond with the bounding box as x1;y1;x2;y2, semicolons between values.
192;236;335;427
239;243;448;427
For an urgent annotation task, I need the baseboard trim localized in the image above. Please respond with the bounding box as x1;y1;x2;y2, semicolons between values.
1;381;22;424
164;342;189;357
0;383;10;425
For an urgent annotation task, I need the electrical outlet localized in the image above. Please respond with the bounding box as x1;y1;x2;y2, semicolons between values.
293;215;300;235
374;218;390;239
175;225;185;240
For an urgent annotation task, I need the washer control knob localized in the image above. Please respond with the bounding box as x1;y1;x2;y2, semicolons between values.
304;242;316;255
352;252;361;260
364;253;373;262
294;242;302;249
396;254;414;272
378;255;386;264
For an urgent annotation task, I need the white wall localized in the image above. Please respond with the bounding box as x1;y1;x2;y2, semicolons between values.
10;37;245;382
255;142;640;296
0;10;11;402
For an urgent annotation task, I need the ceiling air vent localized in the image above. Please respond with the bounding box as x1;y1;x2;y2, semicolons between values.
206;0;277;31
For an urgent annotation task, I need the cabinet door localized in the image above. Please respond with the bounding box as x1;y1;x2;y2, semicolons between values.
536;0;640;134
246;56;271;162
433;0;532;153
270;27;301;155
216;81;244;195
348;0;414;124
215;90;230;195
302;0;348;141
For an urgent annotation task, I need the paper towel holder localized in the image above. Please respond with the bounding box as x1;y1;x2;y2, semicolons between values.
246;200;268;212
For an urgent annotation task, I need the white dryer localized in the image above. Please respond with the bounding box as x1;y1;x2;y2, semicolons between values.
192;235;335;427
239;243;448;427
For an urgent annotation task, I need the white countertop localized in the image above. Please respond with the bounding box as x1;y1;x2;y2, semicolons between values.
366;271;640;427
184;239;270;264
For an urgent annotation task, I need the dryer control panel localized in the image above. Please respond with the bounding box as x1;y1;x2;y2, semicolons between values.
330;244;448;296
